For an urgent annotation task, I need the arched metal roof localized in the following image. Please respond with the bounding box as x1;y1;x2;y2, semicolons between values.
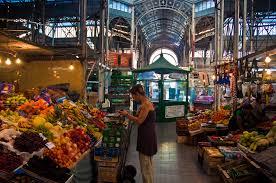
134;0;192;46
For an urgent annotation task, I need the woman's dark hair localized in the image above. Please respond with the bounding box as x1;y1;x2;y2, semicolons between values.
129;84;145;96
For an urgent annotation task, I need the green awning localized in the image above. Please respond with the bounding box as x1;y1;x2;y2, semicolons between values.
134;54;189;74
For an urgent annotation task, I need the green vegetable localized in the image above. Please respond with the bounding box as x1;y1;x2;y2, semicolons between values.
35;125;54;141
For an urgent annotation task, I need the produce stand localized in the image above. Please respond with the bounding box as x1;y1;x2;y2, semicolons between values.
177;109;231;145
134;54;190;122
0;85;107;183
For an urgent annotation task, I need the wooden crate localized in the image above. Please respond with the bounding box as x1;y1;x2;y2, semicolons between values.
217;160;259;183
202;147;225;175
176;136;187;143
197;143;212;166
185;130;206;146
98;166;118;183
203;160;219;175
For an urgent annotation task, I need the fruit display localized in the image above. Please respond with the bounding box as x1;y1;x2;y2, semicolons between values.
0;109;25;128
53;100;90;126
226;133;242;143
13;131;47;153
0;144;23;172
4;94;28;107
188;121;201;131
208;136;236;146
211;109;230;124
187;110;211;131
44;135;81;168
0;88;109;181
64;128;91;153
239;130;275;152
23;156;72;182
18;99;54;117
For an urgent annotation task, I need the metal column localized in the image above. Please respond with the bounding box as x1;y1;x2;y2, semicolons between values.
250;0;254;53
99;0;106;103
242;0;247;56
106;0;109;66
233;0;240;111
80;0;88;98
51;22;56;46
191;0;195;67
80;0;87;59
220;0;224;60
41;0;46;45
214;0;220;111
130;5;135;68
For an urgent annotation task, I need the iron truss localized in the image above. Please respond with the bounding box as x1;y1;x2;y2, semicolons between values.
134;0;192;46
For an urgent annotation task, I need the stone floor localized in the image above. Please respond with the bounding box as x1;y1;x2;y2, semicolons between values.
126;122;221;183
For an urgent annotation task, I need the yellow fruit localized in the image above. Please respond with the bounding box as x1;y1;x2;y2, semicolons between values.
53;125;63;132
45;122;54;129
33;116;46;127
94;132;102;140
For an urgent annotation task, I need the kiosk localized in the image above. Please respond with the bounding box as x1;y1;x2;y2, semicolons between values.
134;54;190;122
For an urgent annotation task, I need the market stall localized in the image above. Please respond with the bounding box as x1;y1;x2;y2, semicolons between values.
183;107;276;182
134;54;190;122
0;83;109;182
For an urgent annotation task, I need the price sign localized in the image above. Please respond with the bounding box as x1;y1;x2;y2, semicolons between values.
45;142;55;149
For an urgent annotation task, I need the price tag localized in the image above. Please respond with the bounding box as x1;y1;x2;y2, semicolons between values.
56;96;67;103
39;133;47;140
45;142;55;149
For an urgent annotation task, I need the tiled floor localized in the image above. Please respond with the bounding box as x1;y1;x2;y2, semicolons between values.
126;123;220;183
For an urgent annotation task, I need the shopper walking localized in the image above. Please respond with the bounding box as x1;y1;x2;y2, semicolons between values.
119;84;157;183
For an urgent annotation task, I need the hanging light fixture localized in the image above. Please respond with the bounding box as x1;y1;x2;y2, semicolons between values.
15;58;21;64
212;75;216;80
5;58;11;65
0;58;2;64
265;56;271;63
69;64;74;70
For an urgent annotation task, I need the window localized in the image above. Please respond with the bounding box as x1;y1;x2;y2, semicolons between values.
150;48;178;66
128;7;131;13
120;3;124;11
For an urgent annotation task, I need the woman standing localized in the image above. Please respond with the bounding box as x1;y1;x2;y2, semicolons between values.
119;84;157;183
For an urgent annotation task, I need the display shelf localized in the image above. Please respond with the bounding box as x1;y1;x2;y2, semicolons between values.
240;152;276;183
20;168;73;183
217;159;260;183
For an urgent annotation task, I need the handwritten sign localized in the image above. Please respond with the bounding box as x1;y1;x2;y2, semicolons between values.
165;105;185;118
